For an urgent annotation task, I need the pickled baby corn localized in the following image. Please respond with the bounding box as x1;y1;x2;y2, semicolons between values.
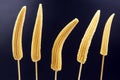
100;13;115;80
77;10;100;64
12;6;26;60
77;10;100;80
51;18;79;71
100;14;115;56
31;4;43;62
12;6;26;80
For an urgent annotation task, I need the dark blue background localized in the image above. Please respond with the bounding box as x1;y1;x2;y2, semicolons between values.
0;0;119;80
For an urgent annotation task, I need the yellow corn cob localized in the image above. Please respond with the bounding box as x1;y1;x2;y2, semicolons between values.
77;10;100;64
100;14;115;56
31;4;43;62
51;18;79;71
12;6;26;60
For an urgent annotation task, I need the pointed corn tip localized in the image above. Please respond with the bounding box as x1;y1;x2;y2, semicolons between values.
97;10;101;13
112;13;115;16
22;6;27;11
111;13;115;18
37;3;43;13
39;3;42;6
71;18;79;25
38;3;42;10
19;6;26;15
74;18;79;23
18;6;26;16
95;10;101;17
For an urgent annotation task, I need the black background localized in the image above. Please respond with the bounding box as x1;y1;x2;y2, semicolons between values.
0;0;120;80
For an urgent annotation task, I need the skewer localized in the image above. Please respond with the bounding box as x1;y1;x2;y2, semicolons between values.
17;60;21;80
100;56;105;80
35;62;38;80
54;71;58;80
78;64;83;80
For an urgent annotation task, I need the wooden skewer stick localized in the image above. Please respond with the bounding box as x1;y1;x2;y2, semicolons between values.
17;60;21;80
100;56;105;80
54;71;58;80
78;64;83;80
35;62;38;80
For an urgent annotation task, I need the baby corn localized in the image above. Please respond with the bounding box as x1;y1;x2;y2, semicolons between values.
100;14;115;80
100;14;115;56
12;6;26;60
31;4;43;62
51;18;79;71
77;10;100;64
